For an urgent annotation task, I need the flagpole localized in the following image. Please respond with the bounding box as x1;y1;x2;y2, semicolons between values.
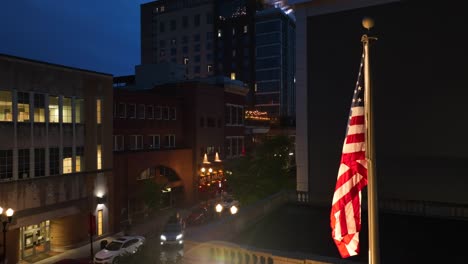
361;17;380;264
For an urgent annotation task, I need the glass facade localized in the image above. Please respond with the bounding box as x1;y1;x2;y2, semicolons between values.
255;9;295;119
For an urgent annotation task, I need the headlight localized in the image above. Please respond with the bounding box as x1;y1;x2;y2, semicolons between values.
160;235;167;241
176;234;183;240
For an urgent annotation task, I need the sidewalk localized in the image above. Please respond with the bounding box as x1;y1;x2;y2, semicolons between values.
29;207;185;264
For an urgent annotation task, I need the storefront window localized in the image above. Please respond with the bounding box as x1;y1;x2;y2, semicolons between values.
21;220;51;259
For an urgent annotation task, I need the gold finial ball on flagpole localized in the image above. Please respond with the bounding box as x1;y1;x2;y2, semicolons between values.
362;17;374;30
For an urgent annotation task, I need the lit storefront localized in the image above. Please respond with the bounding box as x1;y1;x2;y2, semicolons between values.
20;221;51;259
198;153;227;199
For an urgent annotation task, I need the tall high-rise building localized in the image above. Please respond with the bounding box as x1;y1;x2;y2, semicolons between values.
141;0;215;79
255;6;296;121
213;0;258;104
140;1;296;123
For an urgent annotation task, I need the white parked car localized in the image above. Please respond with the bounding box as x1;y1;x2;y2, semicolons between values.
94;236;145;264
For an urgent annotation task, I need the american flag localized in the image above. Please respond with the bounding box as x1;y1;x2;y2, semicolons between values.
330;54;368;258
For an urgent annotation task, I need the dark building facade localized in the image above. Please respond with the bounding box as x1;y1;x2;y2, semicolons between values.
140;0;215;79
295;0;468;219
213;0;258;104
141;0;262;105
0;54;113;263
112;88;194;231
160;79;248;200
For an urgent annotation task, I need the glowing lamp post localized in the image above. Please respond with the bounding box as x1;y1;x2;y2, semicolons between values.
215;203;223;218
0;207;14;264
230;205;238;215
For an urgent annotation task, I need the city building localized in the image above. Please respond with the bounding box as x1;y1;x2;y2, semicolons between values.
112;70;248;224
112;88;193;231
255;6;296;123
213;0;258;103
294;0;468;219
0;53;113;263
140;0;215;79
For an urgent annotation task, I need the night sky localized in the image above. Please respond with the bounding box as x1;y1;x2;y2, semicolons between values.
0;0;151;76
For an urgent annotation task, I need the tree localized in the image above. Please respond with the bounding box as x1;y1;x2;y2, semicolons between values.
142;180;162;214
225;135;295;205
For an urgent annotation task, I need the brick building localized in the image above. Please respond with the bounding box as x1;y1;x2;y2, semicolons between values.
112;76;248;226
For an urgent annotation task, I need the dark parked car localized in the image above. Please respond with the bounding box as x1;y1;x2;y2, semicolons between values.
160;217;185;249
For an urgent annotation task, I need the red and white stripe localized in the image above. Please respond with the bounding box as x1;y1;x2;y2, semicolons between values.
330;105;368;258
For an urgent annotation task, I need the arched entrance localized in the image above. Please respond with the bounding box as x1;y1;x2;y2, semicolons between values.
136;165;184;210
157;166;183;208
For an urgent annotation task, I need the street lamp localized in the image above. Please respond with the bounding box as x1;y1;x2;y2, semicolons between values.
215;203;223;219
230;205;238;215
0;207;14;264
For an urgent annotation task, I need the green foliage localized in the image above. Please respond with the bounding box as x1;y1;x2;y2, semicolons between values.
225;135;295;205
142;180;162;211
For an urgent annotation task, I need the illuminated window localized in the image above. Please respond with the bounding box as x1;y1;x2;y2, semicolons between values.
62;97;72;123
217;29;222;38
207;65;213;72
0;91;13;121
75;98;84;123
34;94;45;122
96;99;102;124
97;145;102;170
184;57;189;65
76;146;84;172
49;96;59;123
17;92;30;122
230;72;236;80
232;28;235;35
244;25;248;33
63;147;72;174
97;210;103;236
